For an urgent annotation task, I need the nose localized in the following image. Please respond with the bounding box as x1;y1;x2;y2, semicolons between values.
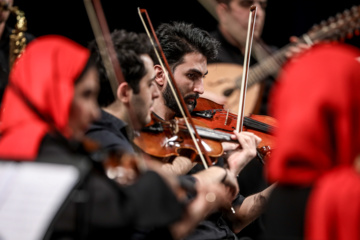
193;78;204;95
254;2;265;17
91;104;101;122
152;84;160;100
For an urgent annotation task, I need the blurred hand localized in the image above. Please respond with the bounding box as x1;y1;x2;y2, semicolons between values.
161;156;196;176
170;180;236;240
193;166;239;199
285;36;312;59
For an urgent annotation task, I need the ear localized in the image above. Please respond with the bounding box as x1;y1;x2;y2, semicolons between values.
154;64;166;87
117;82;132;104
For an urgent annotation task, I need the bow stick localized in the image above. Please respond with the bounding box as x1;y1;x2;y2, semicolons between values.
236;5;257;132
138;8;213;169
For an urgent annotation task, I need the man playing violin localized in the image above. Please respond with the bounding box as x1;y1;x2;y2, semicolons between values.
86;29;242;240
151;21;275;240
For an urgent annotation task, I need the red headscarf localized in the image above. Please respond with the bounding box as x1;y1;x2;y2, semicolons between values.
266;42;360;186
0;35;90;160
305;166;360;240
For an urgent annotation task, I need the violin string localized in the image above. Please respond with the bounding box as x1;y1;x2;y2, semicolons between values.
196;108;275;133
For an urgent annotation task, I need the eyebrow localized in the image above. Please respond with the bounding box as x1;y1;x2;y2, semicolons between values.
188;68;208;77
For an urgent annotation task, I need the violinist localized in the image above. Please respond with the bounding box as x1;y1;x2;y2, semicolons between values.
0;34;229;240
86;29;241;239
86;29;195;176
152;21;275;240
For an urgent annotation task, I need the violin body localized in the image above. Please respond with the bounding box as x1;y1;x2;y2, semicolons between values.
134;98;277;164
81;137;144;185
134;113;222;164
193;97;277;162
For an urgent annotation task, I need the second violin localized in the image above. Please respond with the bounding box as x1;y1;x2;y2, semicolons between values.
192;97;277;163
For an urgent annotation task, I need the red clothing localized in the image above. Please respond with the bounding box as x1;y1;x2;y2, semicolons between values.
305;166;360;240
266;43;360;186
0;35;90;160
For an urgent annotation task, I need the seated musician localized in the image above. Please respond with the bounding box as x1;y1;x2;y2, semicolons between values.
151;21;276;239
0;35;235;240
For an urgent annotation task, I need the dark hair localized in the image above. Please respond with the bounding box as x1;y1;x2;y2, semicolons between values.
88;29;156;107
75;53;97;84
155;22;219;69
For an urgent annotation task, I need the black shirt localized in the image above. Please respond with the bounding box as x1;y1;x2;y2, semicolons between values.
85;109;201;239
36;133;183;240
86;109;135;155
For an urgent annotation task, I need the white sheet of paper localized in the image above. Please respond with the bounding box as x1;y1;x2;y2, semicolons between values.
0;161;79;240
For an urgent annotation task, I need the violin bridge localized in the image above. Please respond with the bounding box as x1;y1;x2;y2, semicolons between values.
170;121;179;134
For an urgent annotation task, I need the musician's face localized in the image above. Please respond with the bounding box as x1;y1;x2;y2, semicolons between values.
129;54;159;129
69;66;100;141
163;52;208;114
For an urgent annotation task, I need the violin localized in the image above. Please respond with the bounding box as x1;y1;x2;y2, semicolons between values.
133;97;276;165
133;113;226;164
80;136;143;185
192;97;276;163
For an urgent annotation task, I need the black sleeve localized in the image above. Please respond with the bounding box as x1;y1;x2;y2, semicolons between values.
124;171;184;228
86;127;135;155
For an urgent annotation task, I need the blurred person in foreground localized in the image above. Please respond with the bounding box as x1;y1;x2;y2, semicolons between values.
263;42;360;240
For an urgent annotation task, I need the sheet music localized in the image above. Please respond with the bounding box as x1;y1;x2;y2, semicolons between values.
0;161;80;240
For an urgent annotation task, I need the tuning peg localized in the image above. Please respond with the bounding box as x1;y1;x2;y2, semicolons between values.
350;5;359;14
335;12;343;22
343;9;351;17
310;23;319;32
320;20;327;28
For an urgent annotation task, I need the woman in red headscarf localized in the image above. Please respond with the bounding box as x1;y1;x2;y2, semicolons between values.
262;42;360;239
0;34;100;159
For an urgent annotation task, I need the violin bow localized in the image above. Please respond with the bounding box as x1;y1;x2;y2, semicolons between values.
84;0;147;172
236;5;257;132
138;8;213;169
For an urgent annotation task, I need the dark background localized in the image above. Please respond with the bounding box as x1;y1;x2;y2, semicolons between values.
11;0;360;49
